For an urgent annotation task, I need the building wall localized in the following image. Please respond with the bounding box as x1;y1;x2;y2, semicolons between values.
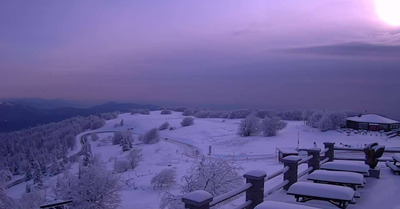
347;120;400;132
390;123;400;130
346;120;359;130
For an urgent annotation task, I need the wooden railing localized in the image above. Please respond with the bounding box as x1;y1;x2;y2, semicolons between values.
181;142;400;209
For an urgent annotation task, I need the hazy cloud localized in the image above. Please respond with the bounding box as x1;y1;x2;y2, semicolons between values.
281;42;400;59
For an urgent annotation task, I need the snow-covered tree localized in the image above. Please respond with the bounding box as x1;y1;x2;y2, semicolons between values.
48;157;61;176
277;110;303;121
328;111;347;129
159;122;170;131
32;162;43;186
1;179;19;209
140;128;160;144
181;158;243;197
182;109;194;116
121;139;133;152
114;159;130;173
20;188;45;209
229;109;254;119
161;109;172;115
90;133;99;141
160;158;243;209
318;114;333;132
127;149;142;170
0;114;110;179
82;144;94;167
0;169;12;182
25;183;32;193
194;110;209;118
261;116;287;136
208;111;228;118
90;118;105;129
305;110;347;132
112;131;132;145
120;134;133;152
181;117;194;127
237;115;261;136
25;165;33;182
55;161;121;209
160;192;183;209
151;169;176;190
131;109;150;115
302;109;315;122
309;111;324;128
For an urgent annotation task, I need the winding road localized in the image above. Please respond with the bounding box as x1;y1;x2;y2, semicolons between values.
6;128;274;189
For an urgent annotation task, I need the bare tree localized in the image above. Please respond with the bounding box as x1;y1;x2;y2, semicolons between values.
127;149;142;169
151;169;176;190
140;128;160;144
161;158;243;209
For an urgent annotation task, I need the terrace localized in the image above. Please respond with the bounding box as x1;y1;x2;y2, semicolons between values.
181;142;400;209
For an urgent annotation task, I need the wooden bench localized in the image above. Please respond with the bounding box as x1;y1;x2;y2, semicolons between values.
320;161;370;176
287;182;355;209
386;154;400;174
255;201;321;209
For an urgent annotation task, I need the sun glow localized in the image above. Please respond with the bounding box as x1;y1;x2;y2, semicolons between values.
375;0;400;26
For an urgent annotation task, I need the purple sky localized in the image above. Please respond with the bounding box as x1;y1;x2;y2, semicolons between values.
1;1;400;117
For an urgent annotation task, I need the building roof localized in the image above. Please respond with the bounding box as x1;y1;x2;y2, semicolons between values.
347;114;399;124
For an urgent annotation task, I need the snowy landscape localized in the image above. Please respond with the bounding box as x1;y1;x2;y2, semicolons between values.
2;1;400;209
3;110;400;209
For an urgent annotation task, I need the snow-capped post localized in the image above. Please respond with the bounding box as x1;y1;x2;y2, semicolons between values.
244;170;267;209
182;190;213;209
282;156;301;190
323;142;335;162
307;148;321;173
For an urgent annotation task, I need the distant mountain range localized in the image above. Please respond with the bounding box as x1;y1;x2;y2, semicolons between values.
0;99;159;132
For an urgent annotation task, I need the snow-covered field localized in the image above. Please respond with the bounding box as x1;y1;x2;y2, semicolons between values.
6;111;400;209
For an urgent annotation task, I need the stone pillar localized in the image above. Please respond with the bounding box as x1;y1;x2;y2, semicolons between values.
323;142;335;162
307;148;321;173
182;190;213;209
244;170;267;209
282;156;301;190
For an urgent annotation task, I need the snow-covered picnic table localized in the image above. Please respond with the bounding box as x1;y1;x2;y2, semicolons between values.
385;154;400;174
392;154;400;163
287;182;355;209
255;201;321;209
307;170;365;190
320;161;370;176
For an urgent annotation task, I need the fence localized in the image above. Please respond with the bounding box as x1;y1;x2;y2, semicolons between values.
181;142;400;209
181;142;338;209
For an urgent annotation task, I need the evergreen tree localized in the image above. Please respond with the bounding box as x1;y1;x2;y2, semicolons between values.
82;144;94;167
49;157;61;176
25;183;32;193
121;137;132;152
33;162;43;186
25;164;33;182
55;161;121;209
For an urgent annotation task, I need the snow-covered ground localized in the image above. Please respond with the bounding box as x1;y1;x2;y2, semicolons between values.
6;111;400;209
